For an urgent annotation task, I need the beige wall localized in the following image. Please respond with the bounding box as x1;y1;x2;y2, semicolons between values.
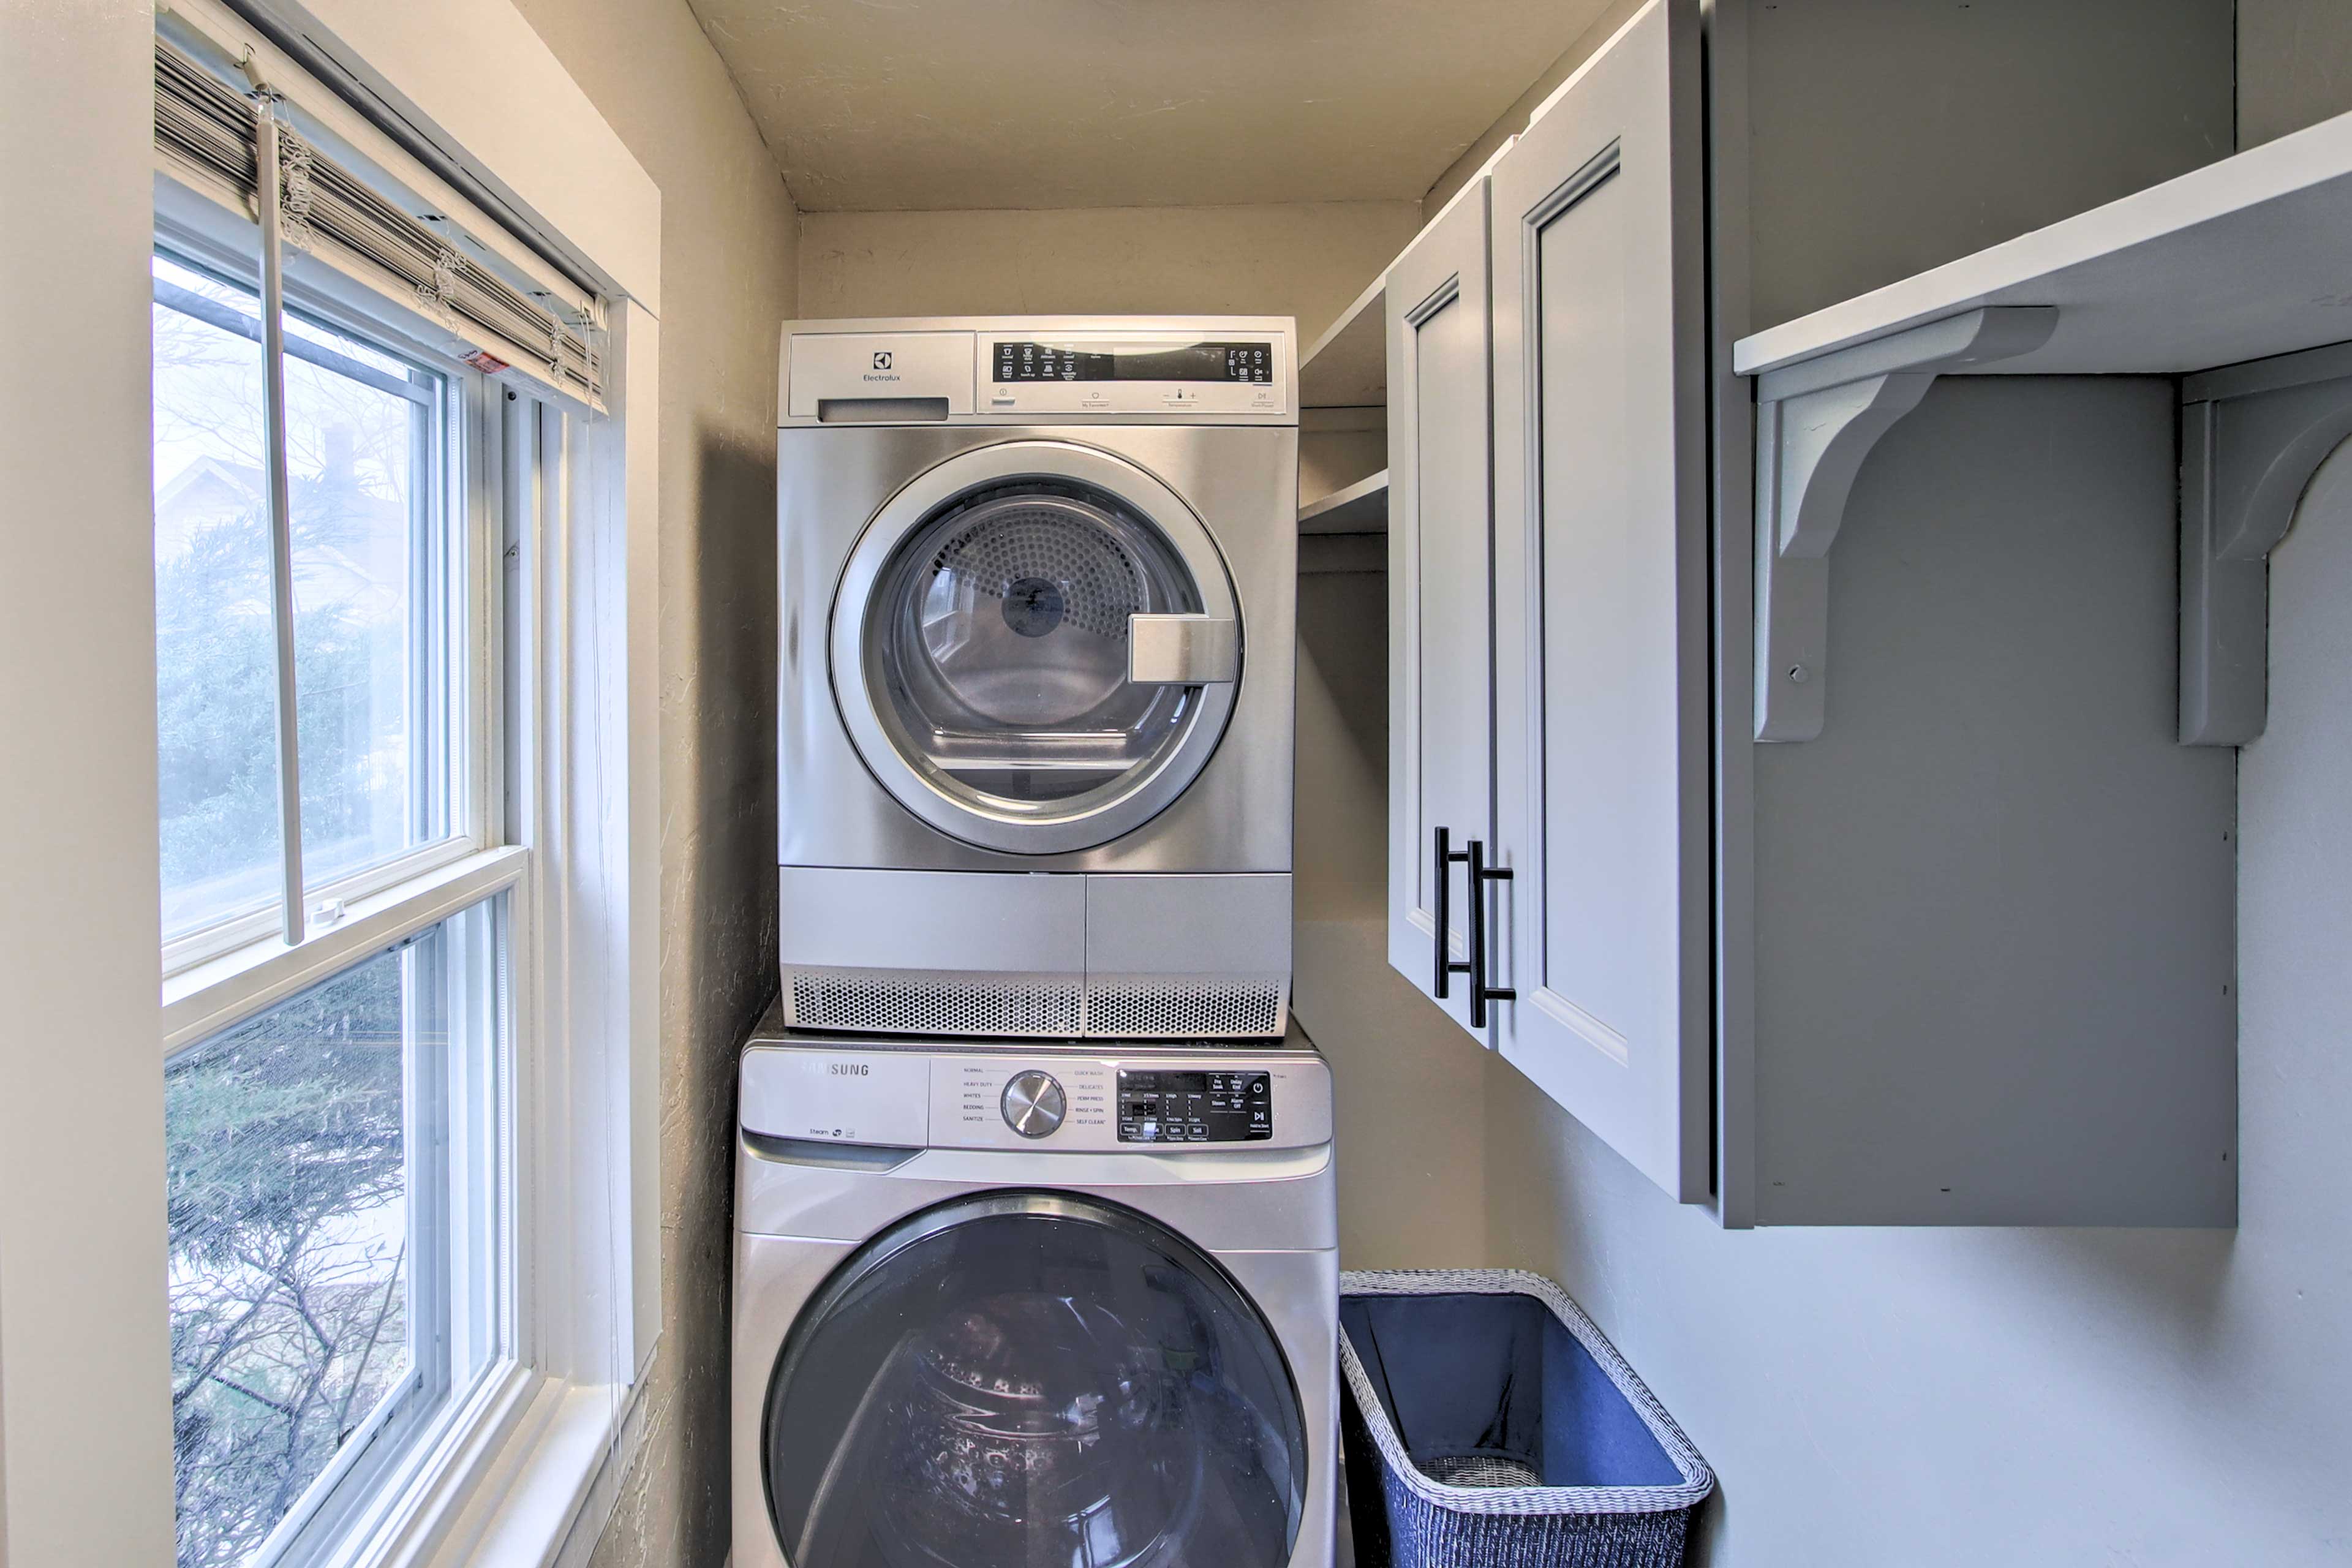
505;4;798;1566
1423;0;1646;219
798;202;1420;349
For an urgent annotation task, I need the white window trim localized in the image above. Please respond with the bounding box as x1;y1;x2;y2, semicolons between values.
0;1;661;1564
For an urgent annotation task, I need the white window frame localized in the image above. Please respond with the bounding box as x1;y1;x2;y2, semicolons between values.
0;0;662;1564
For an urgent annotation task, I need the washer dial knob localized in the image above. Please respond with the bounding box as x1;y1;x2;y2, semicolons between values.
1000;1070;1067;1139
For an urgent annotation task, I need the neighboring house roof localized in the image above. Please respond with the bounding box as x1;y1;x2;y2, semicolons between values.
154;453;412;621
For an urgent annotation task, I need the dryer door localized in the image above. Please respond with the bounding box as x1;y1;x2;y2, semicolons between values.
832;441;1242;856
763;1193;1307;1568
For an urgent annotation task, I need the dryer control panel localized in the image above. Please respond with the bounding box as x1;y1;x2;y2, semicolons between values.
977;329;1285;417
782;317;1296;425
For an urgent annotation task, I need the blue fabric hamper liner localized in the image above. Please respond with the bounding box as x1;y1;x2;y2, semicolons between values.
1339;1270;1714;1568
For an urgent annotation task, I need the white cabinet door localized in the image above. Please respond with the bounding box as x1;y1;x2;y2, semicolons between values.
1490;0;1712;1200
1385;183;1496;1043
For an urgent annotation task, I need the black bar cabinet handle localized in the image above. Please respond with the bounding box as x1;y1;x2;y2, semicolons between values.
1433;826;1471;999
1466;838;1517;1028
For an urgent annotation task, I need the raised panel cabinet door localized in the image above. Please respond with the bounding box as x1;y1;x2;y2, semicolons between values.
1385;181;1496;1043
1490;0;1711;1200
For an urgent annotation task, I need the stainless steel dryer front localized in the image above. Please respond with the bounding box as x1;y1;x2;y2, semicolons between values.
777;317;1298;1039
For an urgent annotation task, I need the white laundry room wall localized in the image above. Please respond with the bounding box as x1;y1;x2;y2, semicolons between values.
501;2;800;1566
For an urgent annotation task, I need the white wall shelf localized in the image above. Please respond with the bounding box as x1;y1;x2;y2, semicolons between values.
1734;108;2352;745
1299;469;1388;535
1301;274;1386;408
1735;110;2352;380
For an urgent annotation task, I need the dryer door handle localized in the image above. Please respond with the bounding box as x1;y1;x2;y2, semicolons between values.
1128;614;1240;684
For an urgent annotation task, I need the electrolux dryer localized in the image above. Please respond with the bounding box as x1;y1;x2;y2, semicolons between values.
777;317;1299;1039
731;1021;1339;1568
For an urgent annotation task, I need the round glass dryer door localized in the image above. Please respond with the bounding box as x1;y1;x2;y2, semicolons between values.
832;442;1242;855
764;1194;1307;1568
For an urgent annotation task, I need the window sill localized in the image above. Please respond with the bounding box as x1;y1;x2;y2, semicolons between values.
353;1360;650;1568
163;843;528;1054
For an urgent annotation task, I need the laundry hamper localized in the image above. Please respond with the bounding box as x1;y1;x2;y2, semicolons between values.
1338;1270;1714;1568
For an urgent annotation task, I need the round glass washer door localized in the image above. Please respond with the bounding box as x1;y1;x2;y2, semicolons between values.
832;442;1242;855
763;1193;1307;1568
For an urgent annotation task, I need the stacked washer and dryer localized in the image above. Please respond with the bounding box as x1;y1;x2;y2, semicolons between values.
734;318;1339;1568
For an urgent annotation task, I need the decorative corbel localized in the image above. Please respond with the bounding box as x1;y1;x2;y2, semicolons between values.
1752;306;2059;741
2177;342;2352;744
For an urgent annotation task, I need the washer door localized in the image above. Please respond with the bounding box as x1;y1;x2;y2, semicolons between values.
833;442;1242;855
764;1194;1307;1568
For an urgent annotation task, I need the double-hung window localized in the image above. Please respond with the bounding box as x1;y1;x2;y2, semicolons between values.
154;236;516;1566
146;4;643;1564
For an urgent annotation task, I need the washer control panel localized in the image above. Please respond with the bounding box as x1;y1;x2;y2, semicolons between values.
739;1044;1330;1152
1117;1069;1271;1144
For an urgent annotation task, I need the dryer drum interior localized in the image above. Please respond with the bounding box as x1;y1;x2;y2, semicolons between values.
863;478;1218;815
764;1193;1307;1568
832;448;1245;852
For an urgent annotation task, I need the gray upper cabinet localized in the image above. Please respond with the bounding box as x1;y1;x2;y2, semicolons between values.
1384;180;1497;1043
1488;0;1711;1203
1373;0;2242;1224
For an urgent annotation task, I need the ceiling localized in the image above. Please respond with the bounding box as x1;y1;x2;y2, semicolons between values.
686;0;1619;213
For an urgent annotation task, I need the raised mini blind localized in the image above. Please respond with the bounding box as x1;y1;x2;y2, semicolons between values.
153;32;605;407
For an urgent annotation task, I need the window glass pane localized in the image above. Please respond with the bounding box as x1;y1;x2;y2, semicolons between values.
153;254;281;939
284;338;448;888
167;900;503;1567
152;250;458;946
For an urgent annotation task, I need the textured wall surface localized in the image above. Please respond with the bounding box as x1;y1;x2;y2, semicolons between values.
1740;0;2231;327
798;202;1420;349
503;4;797;1566
2239;0;2352;146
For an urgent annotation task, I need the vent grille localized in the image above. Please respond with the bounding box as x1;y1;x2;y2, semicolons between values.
788;971;1082;1037
1086;980;1285;1038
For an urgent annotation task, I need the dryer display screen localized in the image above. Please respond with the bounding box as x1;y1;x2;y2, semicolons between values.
995;340;1273;383
1117;1069;1272;1142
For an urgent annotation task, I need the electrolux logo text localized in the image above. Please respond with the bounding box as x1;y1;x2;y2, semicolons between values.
863;347;900;385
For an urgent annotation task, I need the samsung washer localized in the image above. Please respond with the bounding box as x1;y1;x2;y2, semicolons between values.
730;1019;1337;1568
777;318;1298;1039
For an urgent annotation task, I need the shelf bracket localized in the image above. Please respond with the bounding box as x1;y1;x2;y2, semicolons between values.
1752;306;2059;741
2179;342;2352;745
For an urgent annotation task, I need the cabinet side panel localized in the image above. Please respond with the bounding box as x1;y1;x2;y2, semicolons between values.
1753;377;2237;1226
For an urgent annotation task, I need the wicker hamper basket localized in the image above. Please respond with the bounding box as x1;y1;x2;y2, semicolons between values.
1339;1270;1714;1568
